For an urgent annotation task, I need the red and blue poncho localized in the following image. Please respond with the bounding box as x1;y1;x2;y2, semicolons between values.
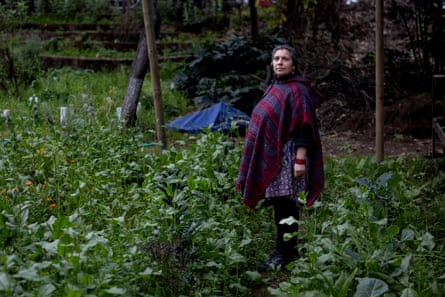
236;76;324;209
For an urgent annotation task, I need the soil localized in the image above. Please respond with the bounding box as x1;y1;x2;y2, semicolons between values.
318;95;438;158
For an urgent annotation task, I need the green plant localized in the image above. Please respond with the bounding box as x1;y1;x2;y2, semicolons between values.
158;0;227;27
270;156;445;296
1;65;444;297
32;0;110;22
0;39;42;97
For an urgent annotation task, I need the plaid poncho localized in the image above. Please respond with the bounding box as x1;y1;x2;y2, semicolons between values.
236;76;324;209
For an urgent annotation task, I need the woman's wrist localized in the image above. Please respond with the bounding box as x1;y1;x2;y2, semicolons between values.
295;158;306;165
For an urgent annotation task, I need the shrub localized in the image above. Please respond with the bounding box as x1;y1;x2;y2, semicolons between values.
0;40;42;97
171;34;286;113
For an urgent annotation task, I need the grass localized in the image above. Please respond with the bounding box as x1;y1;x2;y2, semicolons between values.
1;66;445;296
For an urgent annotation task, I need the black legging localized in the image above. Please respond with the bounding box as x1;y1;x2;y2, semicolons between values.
271;196;300;257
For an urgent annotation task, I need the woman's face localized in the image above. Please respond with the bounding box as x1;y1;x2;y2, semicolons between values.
272;49;295;78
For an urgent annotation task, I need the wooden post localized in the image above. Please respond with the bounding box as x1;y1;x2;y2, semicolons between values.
248;0;258;37
375;0;384;163
141;0;167;148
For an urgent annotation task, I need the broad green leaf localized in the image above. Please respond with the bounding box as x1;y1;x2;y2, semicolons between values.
206;261;223;268
401;229;415;242
336;222;353;236
245;270;262;281
14;266;41;281
376;172;393;186
41;239;59;255
228;251;245;264
5;255;18;270
229;281;247;291
317;253;334;265
400;254;412;272
19;206;29;227
0;272;11;291
38;283;56;297
344;248;362;265
280;216;298;225
370;218;387;226
354;277;388;297
140;267;161;276
239;238;252;247
105;287;126;295
420;232;435;250
401;288;418;297
391;254;412;277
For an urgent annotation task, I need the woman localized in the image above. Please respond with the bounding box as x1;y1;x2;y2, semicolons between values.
236;45;324;271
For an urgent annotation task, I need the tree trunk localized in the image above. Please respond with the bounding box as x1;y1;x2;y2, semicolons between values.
122;0;160;127
122;30;149;127
284;0;309;39
432;0;445;74
0;47;19;97
313;0;342;43
286;0;298;32
248;0;258;37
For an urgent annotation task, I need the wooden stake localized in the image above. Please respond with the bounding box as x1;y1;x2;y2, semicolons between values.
141;0;167;148
375;0;384;163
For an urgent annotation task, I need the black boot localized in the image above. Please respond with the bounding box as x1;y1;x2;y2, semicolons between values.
258;249;295;271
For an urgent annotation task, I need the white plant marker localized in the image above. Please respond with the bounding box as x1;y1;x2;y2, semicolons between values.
60;106;68;125
116;107;122;122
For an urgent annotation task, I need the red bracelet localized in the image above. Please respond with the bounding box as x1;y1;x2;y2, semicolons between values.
295;158;306;165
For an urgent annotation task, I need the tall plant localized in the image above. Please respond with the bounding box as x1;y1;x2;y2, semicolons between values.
390;0;445;83
158;0;227;27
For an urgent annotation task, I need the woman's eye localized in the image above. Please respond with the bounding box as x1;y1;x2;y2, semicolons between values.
274;57;289;62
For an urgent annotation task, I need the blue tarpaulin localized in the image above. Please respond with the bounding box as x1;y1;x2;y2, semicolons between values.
166;102;250;133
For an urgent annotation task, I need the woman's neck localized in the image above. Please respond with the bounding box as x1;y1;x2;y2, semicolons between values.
276;73;295;81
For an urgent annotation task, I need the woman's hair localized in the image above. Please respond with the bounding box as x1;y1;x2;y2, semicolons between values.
271;45;298;66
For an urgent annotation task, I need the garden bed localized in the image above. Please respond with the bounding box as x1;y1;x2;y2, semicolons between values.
39;54;134;70
13;22;197;70
39;54;191;70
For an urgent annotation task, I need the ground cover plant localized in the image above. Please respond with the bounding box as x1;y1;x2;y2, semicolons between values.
1;67;445;296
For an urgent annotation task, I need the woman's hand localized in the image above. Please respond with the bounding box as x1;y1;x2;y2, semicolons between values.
294;146;307;178
294;163;306;177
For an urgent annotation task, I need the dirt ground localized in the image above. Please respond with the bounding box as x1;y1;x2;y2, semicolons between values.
318;95;439;158
321;129;433;158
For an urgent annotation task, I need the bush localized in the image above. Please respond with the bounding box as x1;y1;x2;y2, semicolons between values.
0;40;42;97
171;34;286;113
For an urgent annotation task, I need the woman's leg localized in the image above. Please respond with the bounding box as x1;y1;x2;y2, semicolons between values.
258;197;300;271
272;196;300;257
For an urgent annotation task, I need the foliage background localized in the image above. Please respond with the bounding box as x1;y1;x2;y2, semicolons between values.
0;1;445;296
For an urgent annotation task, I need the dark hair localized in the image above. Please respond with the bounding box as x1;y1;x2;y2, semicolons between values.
271;45;298;66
